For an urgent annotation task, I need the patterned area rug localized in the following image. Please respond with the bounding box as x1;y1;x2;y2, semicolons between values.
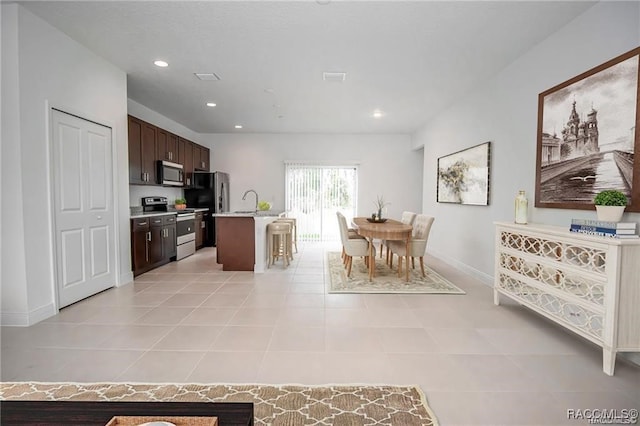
0;382;438;426
327;251;466;294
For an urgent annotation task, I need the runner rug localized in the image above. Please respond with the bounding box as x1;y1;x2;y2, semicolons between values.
327;251;466;294
0;382;438;426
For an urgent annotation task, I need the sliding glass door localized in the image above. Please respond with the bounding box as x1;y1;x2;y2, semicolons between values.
285;163;358;242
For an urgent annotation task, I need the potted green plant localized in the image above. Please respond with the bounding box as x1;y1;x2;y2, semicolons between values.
594;190;627;222
174;197;187;210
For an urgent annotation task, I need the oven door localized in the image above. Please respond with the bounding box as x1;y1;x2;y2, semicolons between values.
176;215;196;243
158;160;184;186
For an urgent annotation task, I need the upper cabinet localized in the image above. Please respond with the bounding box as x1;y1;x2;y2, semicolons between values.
157;128;179;163
193;144;210;171
128;116;157;185
128;115;210;186
179;137;194;187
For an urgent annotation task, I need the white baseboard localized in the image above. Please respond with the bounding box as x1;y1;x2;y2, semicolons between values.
429;251;494;286
119;271;134;287
621;352;640;368
1;302;56;326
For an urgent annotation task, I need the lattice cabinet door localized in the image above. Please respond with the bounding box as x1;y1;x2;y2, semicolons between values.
494;222;640;375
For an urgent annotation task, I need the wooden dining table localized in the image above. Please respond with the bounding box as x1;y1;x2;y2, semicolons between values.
351;217;413;282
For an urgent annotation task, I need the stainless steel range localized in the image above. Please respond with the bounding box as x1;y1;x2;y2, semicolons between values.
176;210;196;260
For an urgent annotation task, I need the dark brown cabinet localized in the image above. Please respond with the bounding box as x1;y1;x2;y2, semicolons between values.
129;116;157;185
194;144;210;171
131;214;177;276
195;211;208;249
131;217;151;274
179;137;195;186
149;217;164;264
163;215;177;259
128;115;210;187
158;128;179;162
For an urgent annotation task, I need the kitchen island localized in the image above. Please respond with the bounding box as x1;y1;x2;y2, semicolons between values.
213;211;284;272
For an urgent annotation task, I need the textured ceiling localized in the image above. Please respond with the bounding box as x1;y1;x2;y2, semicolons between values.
20;1;596;134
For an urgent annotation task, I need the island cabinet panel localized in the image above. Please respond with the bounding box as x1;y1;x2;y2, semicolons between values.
494;222;640;376
216;217;255;271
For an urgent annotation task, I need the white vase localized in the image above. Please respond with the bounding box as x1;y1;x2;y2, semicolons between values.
595;205;625;222
514;190;528;224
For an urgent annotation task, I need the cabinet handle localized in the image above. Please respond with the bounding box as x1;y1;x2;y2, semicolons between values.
146;231;151;242
138;221;148;226
201;221;205;229
187;178;190;186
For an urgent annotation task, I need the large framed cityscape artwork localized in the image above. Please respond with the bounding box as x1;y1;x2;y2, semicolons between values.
535;47;640;212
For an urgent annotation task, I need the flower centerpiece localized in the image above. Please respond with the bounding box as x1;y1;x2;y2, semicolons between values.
373;195;389;221
593;190;627;222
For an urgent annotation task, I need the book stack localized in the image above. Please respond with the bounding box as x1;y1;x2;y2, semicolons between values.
570;219;639;239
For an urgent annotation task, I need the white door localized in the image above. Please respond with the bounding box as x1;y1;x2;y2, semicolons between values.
52;109;115;308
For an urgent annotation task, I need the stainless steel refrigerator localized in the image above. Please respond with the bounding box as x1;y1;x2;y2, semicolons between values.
184;171;230;246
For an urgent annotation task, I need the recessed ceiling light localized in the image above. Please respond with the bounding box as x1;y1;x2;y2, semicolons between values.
154;60;169;67
372;109;384;118
206;102;217;107
234;125;243;129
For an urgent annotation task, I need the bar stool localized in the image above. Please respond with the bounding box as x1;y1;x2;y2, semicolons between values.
275;217;297;253
267;222;292;268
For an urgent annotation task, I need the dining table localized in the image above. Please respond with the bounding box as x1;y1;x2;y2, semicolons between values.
351;217;413;282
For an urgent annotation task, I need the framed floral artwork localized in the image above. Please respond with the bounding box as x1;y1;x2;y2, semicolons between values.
437;141;491;205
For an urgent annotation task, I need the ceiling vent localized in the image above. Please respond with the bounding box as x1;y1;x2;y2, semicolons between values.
194;73;221;81
323;72;346;82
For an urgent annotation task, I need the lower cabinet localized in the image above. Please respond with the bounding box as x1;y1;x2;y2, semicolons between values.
195;211;208;249
131;215;177;276
163;215;177;259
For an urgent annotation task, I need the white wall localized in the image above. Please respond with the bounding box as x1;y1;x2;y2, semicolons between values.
205;133;423;219
413;1;640;284
1;4;130;325
1;5;29;323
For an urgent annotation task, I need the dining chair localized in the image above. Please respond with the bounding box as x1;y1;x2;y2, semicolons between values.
387;214;434;277
336;212;369;277
384;211;417;262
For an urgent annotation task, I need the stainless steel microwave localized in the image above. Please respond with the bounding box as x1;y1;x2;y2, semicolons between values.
157;160;184;186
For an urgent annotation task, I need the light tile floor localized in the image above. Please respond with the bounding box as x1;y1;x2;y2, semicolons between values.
2;243;639;425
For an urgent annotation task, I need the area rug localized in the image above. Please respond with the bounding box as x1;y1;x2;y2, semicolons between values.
0;382;438;425
327;251;465;294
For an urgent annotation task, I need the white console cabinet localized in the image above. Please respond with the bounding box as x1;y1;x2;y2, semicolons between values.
494;222;640;375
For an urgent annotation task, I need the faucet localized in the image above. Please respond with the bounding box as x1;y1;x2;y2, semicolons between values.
242;189;259;212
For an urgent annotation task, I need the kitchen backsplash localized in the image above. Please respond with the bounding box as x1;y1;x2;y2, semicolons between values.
129;185;183;207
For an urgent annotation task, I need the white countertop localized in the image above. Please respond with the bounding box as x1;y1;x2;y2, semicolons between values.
213;210;284;218
130;207;209;219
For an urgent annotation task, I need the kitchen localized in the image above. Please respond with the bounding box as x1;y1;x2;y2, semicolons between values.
128;113;290;277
